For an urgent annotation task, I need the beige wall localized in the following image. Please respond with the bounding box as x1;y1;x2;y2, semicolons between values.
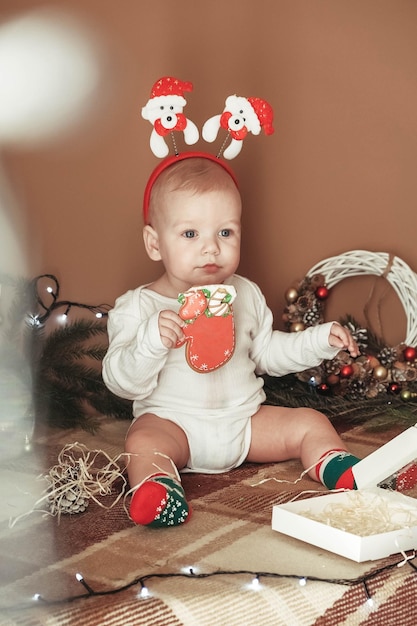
1;0;416;345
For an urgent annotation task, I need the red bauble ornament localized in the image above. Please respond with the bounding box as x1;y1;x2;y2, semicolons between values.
315;286;329;300
340;364;354;378
403;346;417;362
317;383;331;395
388;382;401;395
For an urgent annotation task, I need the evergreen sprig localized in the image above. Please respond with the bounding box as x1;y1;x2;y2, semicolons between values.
34;319;132;432
263;374;417;431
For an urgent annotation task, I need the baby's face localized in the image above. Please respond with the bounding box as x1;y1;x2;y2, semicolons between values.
154;185;242;293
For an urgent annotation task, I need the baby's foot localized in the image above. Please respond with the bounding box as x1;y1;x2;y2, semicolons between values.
129;474;191;527
316;449;360;490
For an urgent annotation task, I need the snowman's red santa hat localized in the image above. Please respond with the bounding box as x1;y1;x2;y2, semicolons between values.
142;77;194;117
226;94;274;136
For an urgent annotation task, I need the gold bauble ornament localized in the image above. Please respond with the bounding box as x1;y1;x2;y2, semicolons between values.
373;365;388;381
290;322;305;332
400;389;412;401
285;288;299;304
400;389;417;401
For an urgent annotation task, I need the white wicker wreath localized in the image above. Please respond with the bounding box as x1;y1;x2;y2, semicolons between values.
306;250;417;347
283;250;417;399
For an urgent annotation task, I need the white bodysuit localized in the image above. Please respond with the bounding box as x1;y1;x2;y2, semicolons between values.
102;274;339;473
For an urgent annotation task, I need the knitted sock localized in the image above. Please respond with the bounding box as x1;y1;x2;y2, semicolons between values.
129;474;191;528
315;449;361;490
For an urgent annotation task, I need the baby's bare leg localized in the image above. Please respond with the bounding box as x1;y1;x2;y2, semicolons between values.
125;413;190;487
247;405;358;486
125;414;191;527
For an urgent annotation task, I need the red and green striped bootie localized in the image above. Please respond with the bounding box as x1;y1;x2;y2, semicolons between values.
129;474;191;528
316;449;361;490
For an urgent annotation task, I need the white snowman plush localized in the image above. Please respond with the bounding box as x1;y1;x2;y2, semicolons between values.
202;93;274;159
141;76;199;158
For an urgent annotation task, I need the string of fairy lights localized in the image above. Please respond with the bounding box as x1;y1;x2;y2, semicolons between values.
1;555;414;614
4;273;416;616
26;273;110;328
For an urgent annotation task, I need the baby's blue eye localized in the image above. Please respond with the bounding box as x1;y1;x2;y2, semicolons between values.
183;230;196;238
219;229;231;237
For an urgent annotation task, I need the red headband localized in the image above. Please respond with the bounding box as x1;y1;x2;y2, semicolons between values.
142;152;239;224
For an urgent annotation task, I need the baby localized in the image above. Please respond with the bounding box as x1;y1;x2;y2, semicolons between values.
102;153;360;528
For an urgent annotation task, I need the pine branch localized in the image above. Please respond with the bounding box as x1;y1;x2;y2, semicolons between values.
38;361;104;395
40;319;108;365
88;388;133;421
32;317;133;431
36;385;102;432
263;374;417;430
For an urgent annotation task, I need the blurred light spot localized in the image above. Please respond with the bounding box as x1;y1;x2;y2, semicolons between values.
0;8;101;145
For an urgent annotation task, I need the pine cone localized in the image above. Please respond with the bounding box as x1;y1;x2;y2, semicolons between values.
297;296;311;311
344;322;368;353
47;464;90;516
346;379;368;399
392;361;417;382
378;346;398;368
303;302;322;327
324;359;340;376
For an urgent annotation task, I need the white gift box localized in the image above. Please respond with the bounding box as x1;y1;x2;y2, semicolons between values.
272;487;417;562
353;423;417;489
272;425;417;562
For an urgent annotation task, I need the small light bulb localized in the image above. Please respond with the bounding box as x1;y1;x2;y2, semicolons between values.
249;576;262;591
140;585;150;598
244;575;262;592
46;286;53;293
299;577;307;586
61;305;71;321
75;572;94;594
95;312;103;318
181;566;199;575
27;314;41;327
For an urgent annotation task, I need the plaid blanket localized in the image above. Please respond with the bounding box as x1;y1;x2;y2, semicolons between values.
1;412;417;626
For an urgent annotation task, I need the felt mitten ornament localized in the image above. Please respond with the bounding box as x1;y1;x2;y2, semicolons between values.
177;285;237;373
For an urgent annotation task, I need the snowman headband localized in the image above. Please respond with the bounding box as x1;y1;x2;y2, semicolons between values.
141;76;274;224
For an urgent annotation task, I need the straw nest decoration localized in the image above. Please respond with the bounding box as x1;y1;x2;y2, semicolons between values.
9;443;129;526
282;250;417;402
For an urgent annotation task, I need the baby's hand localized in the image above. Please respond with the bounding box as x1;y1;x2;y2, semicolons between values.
329;322;359;357
158;310;185;349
